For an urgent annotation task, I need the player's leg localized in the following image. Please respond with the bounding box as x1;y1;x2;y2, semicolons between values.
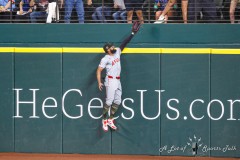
110;88;122;119
154;0;176;23
105;81;117;107
103;79;118;131
104;86;115;117
102;102;110;132
107;102;118;130
108;81;122;130
102;81;114;131
102;92;113;132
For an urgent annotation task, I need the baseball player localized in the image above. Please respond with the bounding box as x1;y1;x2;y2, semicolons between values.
96;21;141;132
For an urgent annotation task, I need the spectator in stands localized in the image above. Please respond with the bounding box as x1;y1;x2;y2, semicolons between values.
46;0;62;23
125;0;144;23
229;0;238;23
88;0;113;23
187;0;217;23
84;0;95;22
154;0;188;23
64;0;84;23
112;0;127;23
85;0;102;22
154;0;216;23
15;0;34;23
154;0;168;23
30;0;48;23
0;0;16;22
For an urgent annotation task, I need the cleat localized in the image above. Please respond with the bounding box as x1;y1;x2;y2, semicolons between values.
102;119;108;132
107;119;117;130
154;15;165;24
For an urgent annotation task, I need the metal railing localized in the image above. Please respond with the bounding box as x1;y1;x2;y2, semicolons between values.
0;0;239;23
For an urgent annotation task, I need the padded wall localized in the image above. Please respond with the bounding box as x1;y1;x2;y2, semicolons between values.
0;24;240;157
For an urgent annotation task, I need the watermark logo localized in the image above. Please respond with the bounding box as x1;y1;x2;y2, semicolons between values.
159;134;237;155
186;135;203;155
187;135;203;147
159;145;187;154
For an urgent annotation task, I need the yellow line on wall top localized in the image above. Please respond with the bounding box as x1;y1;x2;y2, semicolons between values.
122;48;161;53
14;48;63;53
0;47;15;52
161;48;211;54
0;47;240;54
63;48;103;53
211;49;240;54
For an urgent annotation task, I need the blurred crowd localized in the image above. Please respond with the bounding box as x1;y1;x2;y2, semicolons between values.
0;0;239;23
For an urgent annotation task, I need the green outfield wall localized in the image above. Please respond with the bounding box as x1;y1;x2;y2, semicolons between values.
0;24;240;157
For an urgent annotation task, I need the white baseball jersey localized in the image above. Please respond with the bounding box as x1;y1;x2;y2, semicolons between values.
99;48;122;78
98;48;122;106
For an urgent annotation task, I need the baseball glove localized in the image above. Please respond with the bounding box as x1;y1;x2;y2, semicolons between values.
132;21;141;34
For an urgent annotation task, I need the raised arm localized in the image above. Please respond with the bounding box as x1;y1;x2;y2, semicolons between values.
119;33;134;51
119;21;141;51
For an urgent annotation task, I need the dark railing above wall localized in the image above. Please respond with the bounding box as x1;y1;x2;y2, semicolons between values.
0;0;239;23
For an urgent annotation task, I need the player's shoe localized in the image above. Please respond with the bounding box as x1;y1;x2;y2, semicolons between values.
107;119;117;130
154;15;165;24
102;119;108;132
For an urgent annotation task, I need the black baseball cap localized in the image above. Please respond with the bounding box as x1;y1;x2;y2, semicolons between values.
103;43;114;53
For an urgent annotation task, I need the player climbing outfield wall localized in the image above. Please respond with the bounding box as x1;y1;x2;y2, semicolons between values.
0;24;240;157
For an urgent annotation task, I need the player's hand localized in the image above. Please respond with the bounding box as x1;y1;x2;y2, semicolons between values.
132;21;141;34
98;82;104;91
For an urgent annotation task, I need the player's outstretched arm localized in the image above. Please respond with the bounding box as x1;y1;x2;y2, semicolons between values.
119;21;141;51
